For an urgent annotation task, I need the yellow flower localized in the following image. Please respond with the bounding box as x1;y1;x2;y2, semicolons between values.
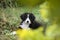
16;29;34;38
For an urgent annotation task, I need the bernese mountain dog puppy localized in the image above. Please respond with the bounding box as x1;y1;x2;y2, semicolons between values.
19;13;43;30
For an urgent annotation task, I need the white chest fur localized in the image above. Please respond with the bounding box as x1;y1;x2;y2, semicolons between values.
20;22;30;30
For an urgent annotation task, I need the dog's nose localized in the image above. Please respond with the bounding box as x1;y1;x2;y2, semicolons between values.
27;21;29;23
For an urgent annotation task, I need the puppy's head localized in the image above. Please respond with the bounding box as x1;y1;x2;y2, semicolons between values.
20;13;35;24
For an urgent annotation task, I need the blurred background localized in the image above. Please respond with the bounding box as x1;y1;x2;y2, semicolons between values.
0;0;60;40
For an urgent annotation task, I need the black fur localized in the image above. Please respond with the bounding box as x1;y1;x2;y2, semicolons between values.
20;13;42;29
29;21;42;29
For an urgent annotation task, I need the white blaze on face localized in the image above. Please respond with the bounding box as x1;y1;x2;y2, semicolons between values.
24;14;31;24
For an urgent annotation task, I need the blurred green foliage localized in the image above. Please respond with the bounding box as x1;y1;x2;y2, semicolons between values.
16;0;45;7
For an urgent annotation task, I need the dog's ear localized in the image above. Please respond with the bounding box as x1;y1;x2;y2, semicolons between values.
20;14;23;19
30;13;35;21
20;14;24;20
20;13;27;21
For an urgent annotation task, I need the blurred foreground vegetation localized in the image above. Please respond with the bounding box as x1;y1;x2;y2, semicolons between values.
0;0;60;40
